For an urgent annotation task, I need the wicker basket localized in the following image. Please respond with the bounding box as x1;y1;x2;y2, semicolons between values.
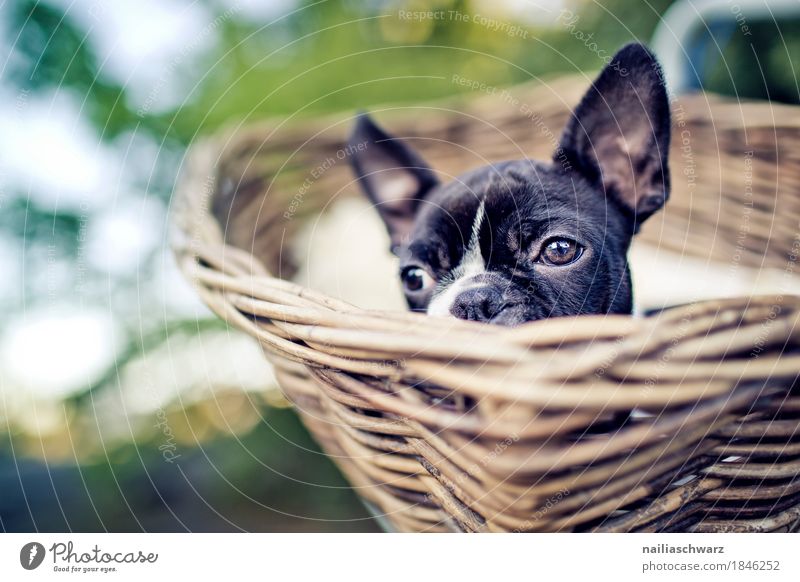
173;75;800;533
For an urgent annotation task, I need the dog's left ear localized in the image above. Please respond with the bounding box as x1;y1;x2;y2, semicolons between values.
557;43;671;232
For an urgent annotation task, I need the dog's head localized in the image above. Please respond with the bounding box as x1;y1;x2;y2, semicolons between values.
348;43;671;326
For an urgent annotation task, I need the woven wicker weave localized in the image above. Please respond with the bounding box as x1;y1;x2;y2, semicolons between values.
173;75;800;533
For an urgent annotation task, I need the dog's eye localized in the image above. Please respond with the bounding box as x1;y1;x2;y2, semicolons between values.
401;266;434;292
539;238;582;266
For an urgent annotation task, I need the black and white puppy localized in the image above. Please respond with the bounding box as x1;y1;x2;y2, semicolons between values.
348;43;671;326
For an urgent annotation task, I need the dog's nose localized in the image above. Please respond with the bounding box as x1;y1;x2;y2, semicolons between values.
450;286;505;322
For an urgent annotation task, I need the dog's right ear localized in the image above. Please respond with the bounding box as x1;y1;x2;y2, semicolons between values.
557;43;671;233
348;113;439;253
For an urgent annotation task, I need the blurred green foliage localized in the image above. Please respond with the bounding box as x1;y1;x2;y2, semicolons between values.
700;18;800;103
7;0;135;137
183;0;676;135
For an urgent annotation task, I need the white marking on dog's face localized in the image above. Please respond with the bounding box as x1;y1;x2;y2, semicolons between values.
427;201;487;318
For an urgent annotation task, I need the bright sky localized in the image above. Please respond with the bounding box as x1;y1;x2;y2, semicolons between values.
0;307;120;398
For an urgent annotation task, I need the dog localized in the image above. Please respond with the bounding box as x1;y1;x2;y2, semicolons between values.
348;43;671;326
